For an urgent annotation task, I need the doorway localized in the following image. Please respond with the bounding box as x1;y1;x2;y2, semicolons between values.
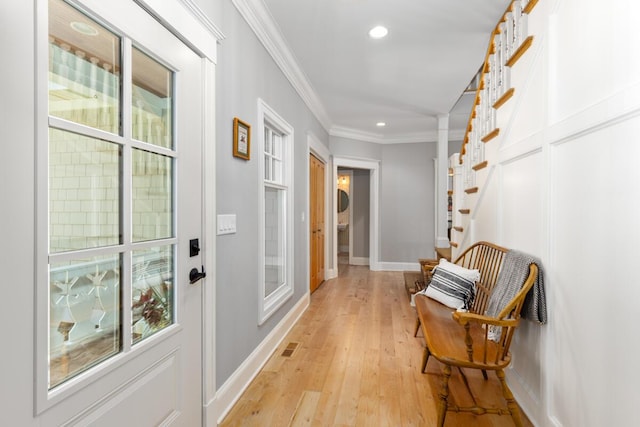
336;168;352;268
332;157;380;273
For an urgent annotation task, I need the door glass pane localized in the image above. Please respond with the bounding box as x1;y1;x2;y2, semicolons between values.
132;149;173;242
132;245;174;344
49;128;121;253
265;186;285;298
49;254;121;389
48;0;120;134
132;47;173;148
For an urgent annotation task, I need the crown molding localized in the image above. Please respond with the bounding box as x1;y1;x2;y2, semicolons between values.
179;0;226;42
330;126;466;144
232;0;332;131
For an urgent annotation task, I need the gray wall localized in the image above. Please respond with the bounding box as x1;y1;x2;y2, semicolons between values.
449;139;461;158
352;169;370;258
330;137;436;265
215;0;329;385
379;143;435;262
330;136;383;160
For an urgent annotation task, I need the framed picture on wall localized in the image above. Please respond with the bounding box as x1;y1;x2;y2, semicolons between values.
233;117;251;160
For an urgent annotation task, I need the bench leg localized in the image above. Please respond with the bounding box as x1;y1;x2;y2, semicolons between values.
437;364;452;427
421;345;431;373
496;369;523;427
414;316;421;337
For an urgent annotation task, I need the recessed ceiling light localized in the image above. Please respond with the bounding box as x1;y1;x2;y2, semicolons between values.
376;122;386;127
70;21;98;36
369;26;388;39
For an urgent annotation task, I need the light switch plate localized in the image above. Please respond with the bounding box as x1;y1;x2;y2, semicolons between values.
217;214;236;235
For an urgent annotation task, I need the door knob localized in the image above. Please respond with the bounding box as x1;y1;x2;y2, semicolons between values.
189;265;206;284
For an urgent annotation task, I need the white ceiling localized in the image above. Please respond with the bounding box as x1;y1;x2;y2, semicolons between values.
254;0;511;143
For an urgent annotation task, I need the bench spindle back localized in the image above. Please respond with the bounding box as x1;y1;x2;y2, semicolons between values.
453;241;506;315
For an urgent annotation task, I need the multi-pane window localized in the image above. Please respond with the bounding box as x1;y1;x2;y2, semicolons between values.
264;127;285;298
259;100;293;324
47;0;176;389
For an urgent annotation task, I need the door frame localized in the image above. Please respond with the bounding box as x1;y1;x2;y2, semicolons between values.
33;0;221;424
332;157;380;272
307;132;333;281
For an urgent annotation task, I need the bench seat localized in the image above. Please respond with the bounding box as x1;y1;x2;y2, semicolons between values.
414;241;538;427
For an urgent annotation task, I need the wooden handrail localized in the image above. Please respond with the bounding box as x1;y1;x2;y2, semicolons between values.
523;0;539;14
459;1;535;165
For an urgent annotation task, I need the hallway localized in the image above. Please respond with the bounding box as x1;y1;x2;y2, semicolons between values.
220;265;532;426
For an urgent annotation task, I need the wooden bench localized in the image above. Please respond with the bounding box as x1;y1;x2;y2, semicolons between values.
414;241;538;427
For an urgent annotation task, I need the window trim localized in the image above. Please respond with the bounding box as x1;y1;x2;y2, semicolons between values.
257;98;294;325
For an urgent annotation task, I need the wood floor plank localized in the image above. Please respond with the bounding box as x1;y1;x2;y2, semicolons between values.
289;391;321;427
220;265;533;427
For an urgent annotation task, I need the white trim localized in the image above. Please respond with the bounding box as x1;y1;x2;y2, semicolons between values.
134;0;223;62
257;99;295;325
232;0;332;131
202;59;218;425
377;261;420;272
177;0;226;41
506;367;542;427
350;257;370;267
330;125;466;145
213;294;309;425
332;157;380;272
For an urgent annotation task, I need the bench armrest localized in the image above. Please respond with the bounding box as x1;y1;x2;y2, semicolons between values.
452;311;519;329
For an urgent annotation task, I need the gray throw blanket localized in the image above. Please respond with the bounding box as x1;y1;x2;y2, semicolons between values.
486;250;547;325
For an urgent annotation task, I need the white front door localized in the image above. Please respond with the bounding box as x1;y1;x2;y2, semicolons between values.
38;0;205;424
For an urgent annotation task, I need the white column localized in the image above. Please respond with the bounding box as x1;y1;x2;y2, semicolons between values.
436;114;450;248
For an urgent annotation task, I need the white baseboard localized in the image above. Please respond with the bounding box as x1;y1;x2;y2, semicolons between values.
211;294;309;425
350;256;369;266
506;367;542;427
377;261;420;272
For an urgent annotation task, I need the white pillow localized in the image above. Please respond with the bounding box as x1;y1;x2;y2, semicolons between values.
436;258;480;282
422;260;480;310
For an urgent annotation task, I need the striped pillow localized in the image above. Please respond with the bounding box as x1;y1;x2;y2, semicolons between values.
424;263;479;310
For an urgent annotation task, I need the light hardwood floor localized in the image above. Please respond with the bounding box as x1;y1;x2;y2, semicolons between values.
220;264;533;426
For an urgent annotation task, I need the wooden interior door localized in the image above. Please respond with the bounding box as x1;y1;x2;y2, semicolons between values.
309;154;325;292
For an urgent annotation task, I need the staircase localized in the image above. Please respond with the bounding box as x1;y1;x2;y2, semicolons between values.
449;0;539;258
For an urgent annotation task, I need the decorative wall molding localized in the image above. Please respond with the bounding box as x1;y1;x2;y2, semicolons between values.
231;0;332;131
547;81;640;148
